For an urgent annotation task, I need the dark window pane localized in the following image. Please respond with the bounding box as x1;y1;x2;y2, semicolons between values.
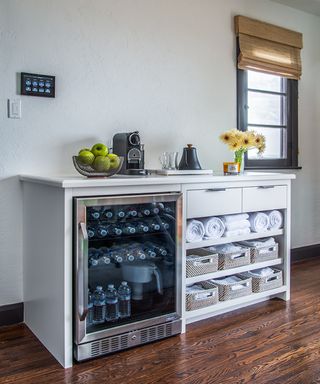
248;91;286;126
247;127;286;160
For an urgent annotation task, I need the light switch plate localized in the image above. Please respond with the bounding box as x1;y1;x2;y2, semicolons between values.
8;99;21;119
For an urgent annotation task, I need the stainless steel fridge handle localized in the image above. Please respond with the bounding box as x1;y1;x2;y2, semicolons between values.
78;222;88;322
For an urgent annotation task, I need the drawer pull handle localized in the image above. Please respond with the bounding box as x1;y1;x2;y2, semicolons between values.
258;186;275;189
206;188;227;192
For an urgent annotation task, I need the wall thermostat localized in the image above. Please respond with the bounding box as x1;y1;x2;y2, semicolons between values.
21;72;55;98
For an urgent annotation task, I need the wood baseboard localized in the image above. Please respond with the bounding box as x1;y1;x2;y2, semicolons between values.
291;244;320;262
0;303;23;326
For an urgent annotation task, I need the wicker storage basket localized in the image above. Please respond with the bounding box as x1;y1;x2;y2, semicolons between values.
186;249;218;277
215;246;251;270
240;268;283;293
238;241;279;263
206;275;252;301
186;281;218;311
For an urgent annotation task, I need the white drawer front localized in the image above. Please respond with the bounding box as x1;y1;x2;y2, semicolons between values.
187;188;242;219
242;185;287;212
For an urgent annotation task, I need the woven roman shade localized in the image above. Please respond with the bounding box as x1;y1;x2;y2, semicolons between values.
235;15;303;79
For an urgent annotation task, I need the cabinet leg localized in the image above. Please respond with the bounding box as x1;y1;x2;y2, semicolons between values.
277;291;290;301
181;319;186;334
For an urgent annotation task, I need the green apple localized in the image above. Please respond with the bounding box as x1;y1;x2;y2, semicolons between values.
91;143;108;157
108;153;121;169
77;150;95;165
78;148;91;155
93;155;111;172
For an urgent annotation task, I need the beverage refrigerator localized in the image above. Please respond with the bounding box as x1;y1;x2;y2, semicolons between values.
74;193;182;361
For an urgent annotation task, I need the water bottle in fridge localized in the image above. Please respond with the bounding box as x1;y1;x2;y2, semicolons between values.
126;206;138;218
140;206;151;217
87;289;94;325
142;245;157;259
108;224;123;236
97;247;112;265
93;286;106;324
105;284;119;322
122;223;136;235
87;225;96;239
118;281;131;318
116;207;126;219
150;203;160;215
149;220;161;232
160;220;170;231
110;248;124;264
96;225;109;238
88;248;99;268
121;247;135;262
135;221;149;234
101;208;114;220
130;245;146;260
87;207;101;220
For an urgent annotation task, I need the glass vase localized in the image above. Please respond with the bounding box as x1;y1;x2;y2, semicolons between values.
234;150;245;174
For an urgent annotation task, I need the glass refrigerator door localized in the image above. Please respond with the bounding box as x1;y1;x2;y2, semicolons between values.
74;193;182;345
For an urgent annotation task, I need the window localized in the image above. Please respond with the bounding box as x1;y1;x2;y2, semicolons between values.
237;68;299;169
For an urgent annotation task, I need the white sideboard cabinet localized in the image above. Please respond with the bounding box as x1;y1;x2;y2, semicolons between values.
21;172;295;368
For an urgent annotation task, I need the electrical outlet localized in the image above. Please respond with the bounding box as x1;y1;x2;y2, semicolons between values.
8;99;21;119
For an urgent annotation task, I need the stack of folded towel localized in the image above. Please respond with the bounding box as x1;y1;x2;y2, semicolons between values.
186;284;209;299
221;213;251;237
186;284;205;293
210;243;243;256
246;267;275;278
240;237;275;248
211;276;245;290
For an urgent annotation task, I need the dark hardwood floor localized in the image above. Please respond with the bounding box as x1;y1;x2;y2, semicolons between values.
1;259;320;384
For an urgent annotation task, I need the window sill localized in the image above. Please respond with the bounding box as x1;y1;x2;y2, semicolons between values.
245;166;302;170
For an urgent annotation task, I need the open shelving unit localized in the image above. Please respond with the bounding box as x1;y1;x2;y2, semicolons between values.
181;181;291;329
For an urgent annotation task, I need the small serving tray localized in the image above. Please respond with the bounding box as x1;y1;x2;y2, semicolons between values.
154;169;213;176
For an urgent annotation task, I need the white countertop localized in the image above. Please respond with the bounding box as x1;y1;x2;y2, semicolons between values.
20;171;296;188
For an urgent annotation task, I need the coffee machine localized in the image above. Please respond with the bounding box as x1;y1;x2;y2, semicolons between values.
113;131;147;175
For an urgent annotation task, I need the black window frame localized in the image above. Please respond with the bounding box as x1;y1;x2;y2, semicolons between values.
236;43;300;170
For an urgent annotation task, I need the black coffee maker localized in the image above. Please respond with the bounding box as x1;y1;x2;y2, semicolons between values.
113;131;147;175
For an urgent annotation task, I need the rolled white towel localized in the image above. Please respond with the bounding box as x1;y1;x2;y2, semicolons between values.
268;210;283;230
186;220;205;243
222;213;249;224
249;212;269;233
224;227;251;238
224;220;251;231
201;217;225;239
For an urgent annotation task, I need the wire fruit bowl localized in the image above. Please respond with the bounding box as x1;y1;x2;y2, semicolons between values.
72;156;124;178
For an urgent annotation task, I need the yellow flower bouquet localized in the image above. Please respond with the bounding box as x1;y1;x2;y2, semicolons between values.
219;129;265;170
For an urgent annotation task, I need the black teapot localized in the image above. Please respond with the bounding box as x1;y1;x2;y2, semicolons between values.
178;144;202;170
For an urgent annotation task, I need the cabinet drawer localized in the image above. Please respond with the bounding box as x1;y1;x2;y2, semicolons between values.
242;185;287;212
187;188;242;219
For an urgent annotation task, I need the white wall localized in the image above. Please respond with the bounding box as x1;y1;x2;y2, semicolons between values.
1;0;319;305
